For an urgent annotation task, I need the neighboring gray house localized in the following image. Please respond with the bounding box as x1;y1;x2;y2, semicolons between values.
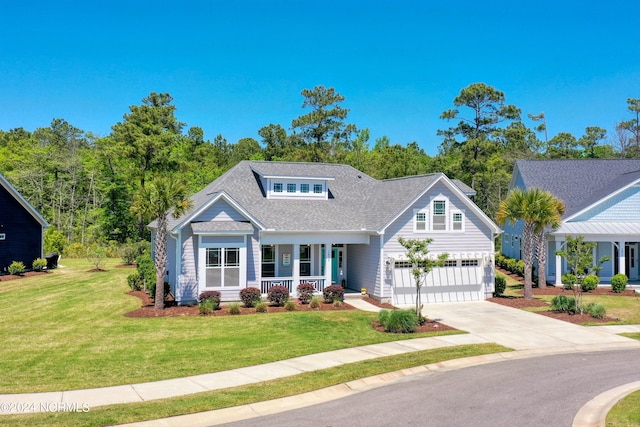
502;159;640;284
152;161;500;305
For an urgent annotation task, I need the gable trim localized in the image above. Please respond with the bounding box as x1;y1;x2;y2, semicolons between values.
378;173;501;234
564;177;640;222
0;174;49;227
172;191;265;233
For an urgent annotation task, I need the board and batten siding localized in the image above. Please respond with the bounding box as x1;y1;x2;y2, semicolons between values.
0;184;44;269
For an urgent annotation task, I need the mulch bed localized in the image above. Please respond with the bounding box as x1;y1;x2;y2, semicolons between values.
0;271;50;281
124;290;355;318
124;291;458;332
488;295;619;324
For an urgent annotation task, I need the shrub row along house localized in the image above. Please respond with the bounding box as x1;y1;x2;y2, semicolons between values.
0;173;49;272
502;159;640;284
150;161;500;305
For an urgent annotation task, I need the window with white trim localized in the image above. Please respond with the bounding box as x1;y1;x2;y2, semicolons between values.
300;183;309;193
313;183;323;194
415;211;427;231
205;247;240;287
287;183;296;193
452;212;463;231
432;200;446;230
444;260;457;267
273;183;283;193
461;259;479;267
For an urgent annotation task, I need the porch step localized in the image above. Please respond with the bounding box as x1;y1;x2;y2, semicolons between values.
343;291;365;300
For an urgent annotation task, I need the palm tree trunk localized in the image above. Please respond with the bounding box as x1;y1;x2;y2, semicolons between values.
536;230;547;289
154;215;168;310
522;222;535;299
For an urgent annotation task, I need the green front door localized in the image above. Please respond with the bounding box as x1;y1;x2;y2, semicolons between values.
332;248;339;284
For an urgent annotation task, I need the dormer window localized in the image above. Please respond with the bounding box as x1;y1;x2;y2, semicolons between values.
265;175;333;200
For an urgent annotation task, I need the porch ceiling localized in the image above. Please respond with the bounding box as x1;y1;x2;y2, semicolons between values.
551;222;640;237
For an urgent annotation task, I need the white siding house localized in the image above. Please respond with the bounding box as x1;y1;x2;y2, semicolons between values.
150;161;501;305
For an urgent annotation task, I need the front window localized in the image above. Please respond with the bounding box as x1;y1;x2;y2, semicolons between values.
415;212;427;231
432;200;446;230
300;245;311;276
452;212;463;231
205;247;240;287
262;246;275;278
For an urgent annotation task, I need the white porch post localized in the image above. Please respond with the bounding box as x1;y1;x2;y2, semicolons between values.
555;240;563;286
618;241;626;276
293;243;300;292
324;242;332;288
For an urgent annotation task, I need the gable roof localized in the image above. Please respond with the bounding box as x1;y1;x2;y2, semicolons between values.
0;173;49;227
512;159;640;218
162;161;498;234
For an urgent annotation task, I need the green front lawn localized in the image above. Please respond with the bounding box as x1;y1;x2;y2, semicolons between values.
607;388;640;426
0;343;509;427
0;258;463;393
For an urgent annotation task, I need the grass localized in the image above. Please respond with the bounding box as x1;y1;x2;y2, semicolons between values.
0;343;510;427
0;258;464;393
607;389;640;426
498;273;640;325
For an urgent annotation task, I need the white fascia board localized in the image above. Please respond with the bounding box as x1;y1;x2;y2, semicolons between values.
262;174;335;181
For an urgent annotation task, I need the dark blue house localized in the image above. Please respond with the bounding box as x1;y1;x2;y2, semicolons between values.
0;173;49;272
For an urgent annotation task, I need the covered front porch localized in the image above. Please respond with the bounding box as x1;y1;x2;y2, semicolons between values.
257;243;347;296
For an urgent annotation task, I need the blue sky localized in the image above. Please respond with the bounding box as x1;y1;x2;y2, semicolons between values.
1;0;638;155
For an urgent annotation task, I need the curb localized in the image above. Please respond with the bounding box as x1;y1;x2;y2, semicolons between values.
117;344;640;427
573;381;640;427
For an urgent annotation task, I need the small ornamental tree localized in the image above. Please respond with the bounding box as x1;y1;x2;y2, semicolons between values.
556;235;610;314
398;237;448;319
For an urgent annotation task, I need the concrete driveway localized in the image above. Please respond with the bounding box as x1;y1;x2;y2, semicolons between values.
419;301;637;350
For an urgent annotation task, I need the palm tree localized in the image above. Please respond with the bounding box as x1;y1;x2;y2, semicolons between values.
131;176;192;310
533;194;565;288
496;188;560;299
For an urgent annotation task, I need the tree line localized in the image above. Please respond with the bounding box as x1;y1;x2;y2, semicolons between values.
1;84;638;253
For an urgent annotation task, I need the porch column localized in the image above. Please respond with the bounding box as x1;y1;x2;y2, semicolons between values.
555;240;563;286
618;241;626;276
293;243;300;291
324;242;332;288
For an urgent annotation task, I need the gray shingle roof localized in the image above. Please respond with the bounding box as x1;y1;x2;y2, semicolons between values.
163;161;483;233
514;159;640;217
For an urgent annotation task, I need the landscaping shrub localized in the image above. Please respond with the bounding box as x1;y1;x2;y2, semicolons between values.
309;296;322;309
136;253;156;292
284;300;297;311
32;258;47;272
267;285;289;306
550;295;576;313
581;274;600;292
296;282;316;304
377;309;419;333
228;302;242;315
7;261;25;276
611;274;628;293
332;299;344;308
65;242;85;258
199;299;214;315
127;272;143;291
239;287;261;308
506;258;518;274
585;302;607;319
120;240;150;265
323;285;344;303
255;301;268;313
86;244;107;270
494;275;507;297
561;273;577;291
198;291;221;310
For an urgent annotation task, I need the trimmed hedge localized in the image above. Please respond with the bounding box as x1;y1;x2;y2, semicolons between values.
581;274;600;292
494;276;506;297
611;274;628;293
377;309;419;333
322;285;344;303
296;282;316;304
239;287;261;308
198;291;221;310
267;285;289;306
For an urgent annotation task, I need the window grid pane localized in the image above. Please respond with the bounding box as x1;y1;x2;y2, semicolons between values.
273;183;283;193
300;183;309;193
313;184;323;194
287;183;296;193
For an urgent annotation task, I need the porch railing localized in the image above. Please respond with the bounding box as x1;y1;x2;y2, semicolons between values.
260;276;327;295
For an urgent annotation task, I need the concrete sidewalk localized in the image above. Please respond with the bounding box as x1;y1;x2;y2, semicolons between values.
1;300;639;416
